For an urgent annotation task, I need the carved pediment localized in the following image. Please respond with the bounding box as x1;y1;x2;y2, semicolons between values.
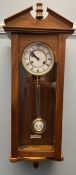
4;6;74;33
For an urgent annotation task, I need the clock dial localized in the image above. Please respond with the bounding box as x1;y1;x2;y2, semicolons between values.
22;42;54;75
32;118;46;134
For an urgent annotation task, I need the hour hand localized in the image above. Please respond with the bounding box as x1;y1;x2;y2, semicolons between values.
30;51;40;61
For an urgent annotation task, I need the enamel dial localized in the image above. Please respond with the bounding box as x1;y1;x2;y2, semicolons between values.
22;42;54;75
32;118;46;134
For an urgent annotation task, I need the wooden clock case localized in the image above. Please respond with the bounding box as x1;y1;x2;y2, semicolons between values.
4;5;74;164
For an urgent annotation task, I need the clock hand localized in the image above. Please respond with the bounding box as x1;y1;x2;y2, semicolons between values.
30;51;40;61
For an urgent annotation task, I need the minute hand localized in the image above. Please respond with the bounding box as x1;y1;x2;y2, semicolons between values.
30;52;40;61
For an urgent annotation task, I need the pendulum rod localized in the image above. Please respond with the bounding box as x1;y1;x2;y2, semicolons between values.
36;76;41;118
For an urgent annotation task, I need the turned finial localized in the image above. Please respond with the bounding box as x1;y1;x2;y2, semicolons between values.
36;3;43;20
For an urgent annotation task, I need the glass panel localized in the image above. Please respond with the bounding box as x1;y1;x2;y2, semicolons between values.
18;62;57;147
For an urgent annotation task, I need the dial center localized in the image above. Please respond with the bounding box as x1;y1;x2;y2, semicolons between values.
30;50;46;68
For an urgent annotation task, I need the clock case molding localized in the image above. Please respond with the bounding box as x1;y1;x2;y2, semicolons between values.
3;6;74;163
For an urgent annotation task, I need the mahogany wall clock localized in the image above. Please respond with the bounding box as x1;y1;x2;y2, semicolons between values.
4;3;74;166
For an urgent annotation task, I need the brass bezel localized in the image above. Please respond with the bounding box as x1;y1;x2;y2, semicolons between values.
22;42;54;76
32;118;46;134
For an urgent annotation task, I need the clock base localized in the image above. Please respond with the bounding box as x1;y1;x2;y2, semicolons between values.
10;154;64;163
10;156;47;162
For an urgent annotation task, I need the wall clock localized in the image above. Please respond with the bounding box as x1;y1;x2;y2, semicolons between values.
4;3;74;167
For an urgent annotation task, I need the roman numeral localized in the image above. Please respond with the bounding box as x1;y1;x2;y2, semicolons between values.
31;67;34;70
37;69;39;72
48;58;52;60
27;62;30;66
43;68;45;71
46;63;49;67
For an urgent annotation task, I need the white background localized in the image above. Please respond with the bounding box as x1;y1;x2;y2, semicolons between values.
0;0;76;175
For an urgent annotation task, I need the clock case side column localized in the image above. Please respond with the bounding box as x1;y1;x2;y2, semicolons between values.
10;33;20;162
54;34;66;160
